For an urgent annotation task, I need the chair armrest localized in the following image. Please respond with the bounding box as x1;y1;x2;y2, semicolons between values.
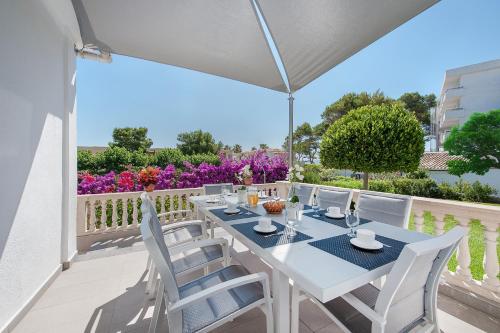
161;219;206;232
341;293;386;325
168;272;270;312
158;209;194;219
169;237;228;256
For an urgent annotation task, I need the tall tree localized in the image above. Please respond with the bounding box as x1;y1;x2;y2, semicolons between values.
283;122;321;163
176;130;221;155
320;104;424;189
259;143;269;150
233;144;242;153
444;109;500;176
109;127;153;152
318;90;394;135
398;92;437;134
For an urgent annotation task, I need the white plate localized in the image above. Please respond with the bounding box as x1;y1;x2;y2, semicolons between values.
325;212;344;219
253;225;277;234
206;199;219;203
350;238;383;250
224;208;240;214
258;195;268;199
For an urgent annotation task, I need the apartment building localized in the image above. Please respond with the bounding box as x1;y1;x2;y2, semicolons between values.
432;59;500;150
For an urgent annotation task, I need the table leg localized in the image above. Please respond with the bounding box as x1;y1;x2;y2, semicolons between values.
272;269;290;333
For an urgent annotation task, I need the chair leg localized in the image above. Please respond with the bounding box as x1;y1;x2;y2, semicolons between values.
149;281;164;333
145;264;156;295
291;285;301;333
146;265;157;297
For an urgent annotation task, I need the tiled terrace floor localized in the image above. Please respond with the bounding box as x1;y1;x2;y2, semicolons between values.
12;228;500;333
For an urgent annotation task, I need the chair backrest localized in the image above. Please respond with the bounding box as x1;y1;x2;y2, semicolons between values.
140;193;180;303
291;183;315;205
203;183;234;195
356;191;412;228
374;226;466;332
316;186;353;212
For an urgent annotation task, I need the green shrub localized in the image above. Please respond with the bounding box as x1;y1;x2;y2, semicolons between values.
130;151;150;170
99;147;131;173
322;176;363;189
185;153;220;166
405;168;429;179
77;150;98;174
456;180;496;203
319;168;341;181
303;164;322;184
392;178;440;197
154;148;185;168
369;180;395;193
438;182;461;201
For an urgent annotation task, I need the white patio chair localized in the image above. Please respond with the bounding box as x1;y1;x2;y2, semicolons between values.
316;186;353;212
291;226;466;333
203;183;234;195
356;191;412;228
290;183;316;205
140;193;227;296
141;206;274;333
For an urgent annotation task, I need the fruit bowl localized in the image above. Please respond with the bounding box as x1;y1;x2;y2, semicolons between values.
263;201;285;214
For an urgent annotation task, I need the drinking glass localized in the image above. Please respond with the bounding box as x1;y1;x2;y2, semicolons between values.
312;195;320;217
345;209;359;237
286;208;297;237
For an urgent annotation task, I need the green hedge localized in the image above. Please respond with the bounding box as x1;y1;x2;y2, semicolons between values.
296;165;496;203
78;147;221;174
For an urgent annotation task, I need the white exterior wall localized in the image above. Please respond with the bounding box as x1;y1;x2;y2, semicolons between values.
456;67;500;125
429;169;500;195
0;1;78;330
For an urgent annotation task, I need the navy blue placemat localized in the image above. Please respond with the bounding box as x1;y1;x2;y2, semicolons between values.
232;221;312;248
303;211;371;228
309;234;407;270
209;207;260;221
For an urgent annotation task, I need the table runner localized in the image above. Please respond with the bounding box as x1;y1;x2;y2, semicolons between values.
303;211;371;228
309;234;408;270
231;221;312;248
209;207;260;221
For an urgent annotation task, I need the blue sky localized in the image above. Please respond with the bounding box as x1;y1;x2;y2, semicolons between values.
77;0;500;150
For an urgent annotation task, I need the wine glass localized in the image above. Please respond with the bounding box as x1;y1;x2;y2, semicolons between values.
312;195;320;217
345;209;359;237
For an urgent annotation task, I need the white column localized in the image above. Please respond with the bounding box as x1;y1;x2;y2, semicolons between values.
455;217;472;281
414;210;425;233
482;220;500;293
434;213;446;236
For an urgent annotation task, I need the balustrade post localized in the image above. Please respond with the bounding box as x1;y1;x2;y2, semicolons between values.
160;195;166;224
132;197;138;227
413;210;425;233
455;217;472;281
482;220;500;293
100;200;108;230
434;213;446;236
121;198;128;228
89;200;96;232
111;198;118;228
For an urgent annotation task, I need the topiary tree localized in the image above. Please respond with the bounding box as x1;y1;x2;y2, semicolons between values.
444;109;500;176
320;104;424;189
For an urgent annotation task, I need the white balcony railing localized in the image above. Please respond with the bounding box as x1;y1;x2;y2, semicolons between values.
76;181;499;303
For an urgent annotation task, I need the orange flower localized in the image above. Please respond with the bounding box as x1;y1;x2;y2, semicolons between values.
138;166;160;186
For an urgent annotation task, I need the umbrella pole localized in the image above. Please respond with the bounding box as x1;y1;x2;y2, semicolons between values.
288;93;294;167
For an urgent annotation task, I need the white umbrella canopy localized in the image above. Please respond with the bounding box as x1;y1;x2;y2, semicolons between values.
72;0;439;165
72;0;288;92
256;0;438;92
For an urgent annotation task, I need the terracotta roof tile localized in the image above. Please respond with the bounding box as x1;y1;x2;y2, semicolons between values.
419;152;465;171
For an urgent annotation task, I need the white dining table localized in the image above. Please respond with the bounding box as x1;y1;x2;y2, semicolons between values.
189;195;430;333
